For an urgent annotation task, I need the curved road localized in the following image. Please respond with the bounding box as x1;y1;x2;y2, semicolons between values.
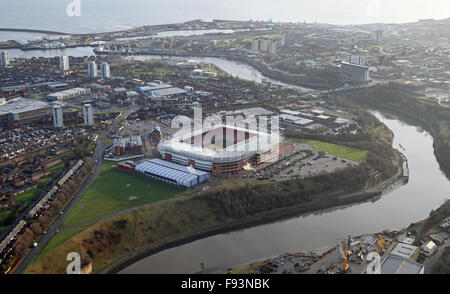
13;107;139;274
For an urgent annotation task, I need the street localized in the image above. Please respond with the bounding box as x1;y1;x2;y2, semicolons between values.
13;107;139;274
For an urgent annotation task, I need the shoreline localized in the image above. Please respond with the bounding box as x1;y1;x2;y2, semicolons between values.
98;152;405;274
340;88;450;181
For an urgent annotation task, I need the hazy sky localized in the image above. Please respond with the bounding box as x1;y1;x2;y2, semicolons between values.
0;0;449;33
214;0;450;24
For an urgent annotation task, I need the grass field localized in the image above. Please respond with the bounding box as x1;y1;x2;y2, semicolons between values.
14;190;36;204
288;138;368;163
26;198;222;274
367;125;393;145
61;161;183;229
243;33;282;42
58;151;75;162
46;163;65;174
34;225;89;263
0;210;11;224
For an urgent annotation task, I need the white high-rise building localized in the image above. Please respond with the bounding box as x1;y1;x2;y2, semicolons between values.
88;61;97;79
59;56;70;71
251;39;261;52
348;55;366;66
1;51;9;68
281;34;286;46
374;30;383;42
100;62;110;79
83;104;94;127
52;105;64;128
260;38;269;52
268;40;277;55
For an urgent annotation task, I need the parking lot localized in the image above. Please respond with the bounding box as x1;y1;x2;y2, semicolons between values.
250;142;359;181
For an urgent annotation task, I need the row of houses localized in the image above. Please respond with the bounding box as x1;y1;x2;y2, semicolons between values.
0;160;84;266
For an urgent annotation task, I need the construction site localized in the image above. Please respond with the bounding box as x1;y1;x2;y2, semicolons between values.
229;229;428;274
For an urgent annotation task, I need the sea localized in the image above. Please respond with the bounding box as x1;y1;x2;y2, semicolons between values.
0;0;449;37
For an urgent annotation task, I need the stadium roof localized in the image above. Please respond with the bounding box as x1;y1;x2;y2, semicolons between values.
158;124;282;163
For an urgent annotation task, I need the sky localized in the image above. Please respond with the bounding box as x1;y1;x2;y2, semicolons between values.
0;0;448;33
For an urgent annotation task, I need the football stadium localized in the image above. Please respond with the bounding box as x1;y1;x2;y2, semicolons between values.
157;124;283;175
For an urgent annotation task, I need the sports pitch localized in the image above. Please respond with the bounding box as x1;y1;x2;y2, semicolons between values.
62;161;183;229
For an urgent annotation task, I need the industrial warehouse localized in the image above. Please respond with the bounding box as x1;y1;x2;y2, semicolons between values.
119;158;209;188
157;124;283;175
0;97;51;125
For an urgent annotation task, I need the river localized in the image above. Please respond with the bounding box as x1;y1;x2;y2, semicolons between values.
5;46;450;274
119;82;450;274
5;47;310;92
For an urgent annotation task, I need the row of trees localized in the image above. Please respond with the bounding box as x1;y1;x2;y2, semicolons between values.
200;164;370;218
343;85;450;180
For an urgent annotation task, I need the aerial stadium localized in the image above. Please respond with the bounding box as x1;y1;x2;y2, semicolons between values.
157;123;283;175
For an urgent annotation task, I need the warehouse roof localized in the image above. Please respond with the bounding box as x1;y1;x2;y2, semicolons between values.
0;98;50;116
380;256;424;274
223;107;274;117
150;87;187;97
135;158;209;187
280;114;313;125
390;242;418;259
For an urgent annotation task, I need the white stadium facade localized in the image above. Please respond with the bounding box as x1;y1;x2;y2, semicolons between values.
157;124;283;175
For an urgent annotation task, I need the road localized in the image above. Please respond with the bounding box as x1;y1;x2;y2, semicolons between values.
13;107;138;274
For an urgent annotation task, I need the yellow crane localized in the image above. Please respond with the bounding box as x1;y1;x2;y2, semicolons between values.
339;238;352;273
342;245;349;272
377;234;391;249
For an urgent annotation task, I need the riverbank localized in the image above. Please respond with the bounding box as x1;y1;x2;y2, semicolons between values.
96;50;329;90
24;146;404;274
338;86;450;181
234;197;449;275
97;151;405;274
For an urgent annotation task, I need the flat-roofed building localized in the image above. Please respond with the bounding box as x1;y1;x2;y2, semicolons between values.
280;114;313;128
390;242;419;260
378;256;424;274
135;158;210;188
340;61;370;82
0;97;51;125
47;88;91;101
